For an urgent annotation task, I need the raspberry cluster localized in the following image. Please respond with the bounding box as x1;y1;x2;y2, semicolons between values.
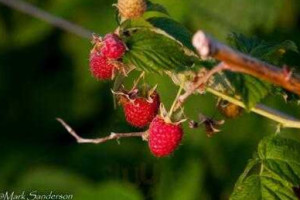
89;33;126;80
88;29;184;158
118;88;183;157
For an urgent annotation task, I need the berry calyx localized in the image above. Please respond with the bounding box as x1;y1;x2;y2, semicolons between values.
148;116;183;157
89;52;115;80
117;0;147;19
121;91;160;128
101;34;126;59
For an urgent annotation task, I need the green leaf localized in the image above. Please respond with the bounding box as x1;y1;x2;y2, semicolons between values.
146;17;194;51
231;136;300;200
231;171;297;200
121;16;194;52
146;1;169;15
122;29;197;73
258;136;300;186
226;73;271;109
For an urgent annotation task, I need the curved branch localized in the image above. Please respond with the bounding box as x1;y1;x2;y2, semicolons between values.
0;0;92;39
192;31;300;96
56;118;148;144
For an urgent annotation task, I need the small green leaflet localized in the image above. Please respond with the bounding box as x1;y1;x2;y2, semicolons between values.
259;136;300;186
228;33;298;66
225;72;271;109
122;29;198;73
231;136;300;200
231;171;297;200
226;33;298;109
121;16;195;52
146;17;195;51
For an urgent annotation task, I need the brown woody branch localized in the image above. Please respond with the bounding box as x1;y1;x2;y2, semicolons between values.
192;31;300;95
56;118;148;144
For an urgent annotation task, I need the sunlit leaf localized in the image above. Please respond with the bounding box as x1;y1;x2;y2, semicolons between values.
122;29;198;73
146;17;194;51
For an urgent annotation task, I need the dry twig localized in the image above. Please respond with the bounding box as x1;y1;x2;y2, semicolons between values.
0;0;92;39
56;118;148;144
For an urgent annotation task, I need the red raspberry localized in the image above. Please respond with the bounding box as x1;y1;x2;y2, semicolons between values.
122;92;160;128
89;52;114;80
148;116;183;157
101;34;126;59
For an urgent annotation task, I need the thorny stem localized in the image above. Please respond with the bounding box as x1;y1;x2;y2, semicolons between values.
56;118;148;144
193;30;300;95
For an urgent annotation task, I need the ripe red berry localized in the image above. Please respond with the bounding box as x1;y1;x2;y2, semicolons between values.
89;52;114;80
101;34;126;59
148;116;183;157
122;92;160;128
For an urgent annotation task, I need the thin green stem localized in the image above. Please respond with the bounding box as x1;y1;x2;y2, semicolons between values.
131;71;145;91
260;163;264;175
207;87;300;129
168;82;185;118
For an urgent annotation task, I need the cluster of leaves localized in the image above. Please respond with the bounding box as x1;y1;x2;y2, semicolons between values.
114;1;300;199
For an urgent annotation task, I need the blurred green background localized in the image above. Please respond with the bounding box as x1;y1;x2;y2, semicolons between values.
0;0;300;199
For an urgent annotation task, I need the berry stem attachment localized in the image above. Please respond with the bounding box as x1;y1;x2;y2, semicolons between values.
56;118;148;144
176;63;229;109
168;81;185;118
131;71;145;91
